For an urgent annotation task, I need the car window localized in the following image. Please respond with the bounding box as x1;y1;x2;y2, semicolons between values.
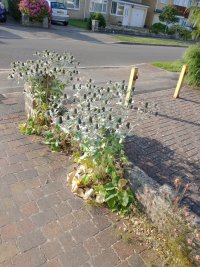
51;2;66;9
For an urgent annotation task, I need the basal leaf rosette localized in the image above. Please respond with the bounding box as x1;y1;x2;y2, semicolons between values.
19;0;51;21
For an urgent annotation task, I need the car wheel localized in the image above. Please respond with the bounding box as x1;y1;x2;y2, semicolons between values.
63;21;68;26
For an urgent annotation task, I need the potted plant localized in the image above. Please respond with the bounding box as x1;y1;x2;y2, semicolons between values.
19;0;51;28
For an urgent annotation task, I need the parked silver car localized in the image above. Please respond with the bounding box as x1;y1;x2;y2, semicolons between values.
47;1;69;26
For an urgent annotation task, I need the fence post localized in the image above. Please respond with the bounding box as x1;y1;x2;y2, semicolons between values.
125;67;138;107
173;64;188;99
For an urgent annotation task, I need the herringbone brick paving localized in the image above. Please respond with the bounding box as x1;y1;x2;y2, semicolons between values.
0;83;199;266
125;86;200;216
0;112;154;267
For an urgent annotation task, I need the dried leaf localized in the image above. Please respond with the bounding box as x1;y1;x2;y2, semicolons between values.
83;188;94;200
76;188;85;198
67;171;75;186
71;178;81;193
96;192;105;204
118;179;127;189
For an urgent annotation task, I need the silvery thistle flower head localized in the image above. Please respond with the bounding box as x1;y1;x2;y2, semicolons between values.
55;80;135;143
9;50;78;91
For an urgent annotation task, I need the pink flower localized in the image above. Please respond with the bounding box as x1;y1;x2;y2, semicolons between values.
19;0;51;20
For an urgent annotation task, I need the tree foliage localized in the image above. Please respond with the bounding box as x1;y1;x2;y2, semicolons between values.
159;5;180;31
150;22;167;34
87;13;106;30
188;6;200;40
7;0;21;21
183;43;200;87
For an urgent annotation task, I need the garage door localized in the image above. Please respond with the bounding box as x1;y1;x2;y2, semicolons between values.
130;8;145;27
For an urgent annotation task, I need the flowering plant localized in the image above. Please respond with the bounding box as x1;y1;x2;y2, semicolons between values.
9;50;78;110
19;0;51;21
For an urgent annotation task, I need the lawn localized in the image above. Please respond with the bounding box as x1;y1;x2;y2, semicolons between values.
69;19;87;29
151;60;183;72
114;36;188;47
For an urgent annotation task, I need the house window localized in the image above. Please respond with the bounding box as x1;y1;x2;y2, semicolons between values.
111;1;117;14
173;0;190;6
90;0;108;13
111;1;124;16
66;0;80;9
160;0;167;3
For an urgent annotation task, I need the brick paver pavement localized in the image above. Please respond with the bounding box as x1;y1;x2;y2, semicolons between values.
1;65;199;266
125;86;200;216
0;111;160;267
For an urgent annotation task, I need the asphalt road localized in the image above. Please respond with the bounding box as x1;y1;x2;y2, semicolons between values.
0;22;187;69
0;22;183;115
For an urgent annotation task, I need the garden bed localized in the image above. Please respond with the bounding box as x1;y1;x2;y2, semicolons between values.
101;25;176;39
19;0;51;29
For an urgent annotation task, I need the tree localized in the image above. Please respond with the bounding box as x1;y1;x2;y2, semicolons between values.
188;6;200;40
159;5;180;32
7;0;21;21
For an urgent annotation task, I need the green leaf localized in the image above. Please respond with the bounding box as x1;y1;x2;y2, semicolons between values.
118;191;129;207
107;198;116;209
81;174;91;186
105;182;117;191
94;184;106;194
51;143;60;152
127;190;135;203
105;192;117;202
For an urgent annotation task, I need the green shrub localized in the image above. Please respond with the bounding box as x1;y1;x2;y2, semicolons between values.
188;6;200;40
168;25;192;40
167;26;177;35
7;0;21;21
183;43;200;87
87;13;106;30
150;22;167;34
177;27;192;41
159;5;180;31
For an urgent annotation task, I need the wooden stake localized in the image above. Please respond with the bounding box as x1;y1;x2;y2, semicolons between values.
173;64;188;99
125;67;138;107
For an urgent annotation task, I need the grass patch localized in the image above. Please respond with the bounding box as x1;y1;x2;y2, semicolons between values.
151;60;183;72
115;36;188;47
69;19;87;29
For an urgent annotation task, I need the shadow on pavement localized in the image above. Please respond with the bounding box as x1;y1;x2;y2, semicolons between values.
125;134;200;216
158;113;200;127
0;27;22;39
179;97;200;105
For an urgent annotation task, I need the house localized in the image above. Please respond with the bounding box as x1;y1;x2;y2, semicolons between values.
143;0;200;28
61;0;149;27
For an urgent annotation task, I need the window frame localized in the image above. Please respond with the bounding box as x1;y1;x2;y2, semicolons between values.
89;0;108;14
173;0;190;6
160;0;167;4
66;0;80;10
110;1;125;16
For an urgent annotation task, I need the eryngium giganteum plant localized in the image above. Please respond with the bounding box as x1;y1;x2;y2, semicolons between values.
9;50;78;104
48;79;155;143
